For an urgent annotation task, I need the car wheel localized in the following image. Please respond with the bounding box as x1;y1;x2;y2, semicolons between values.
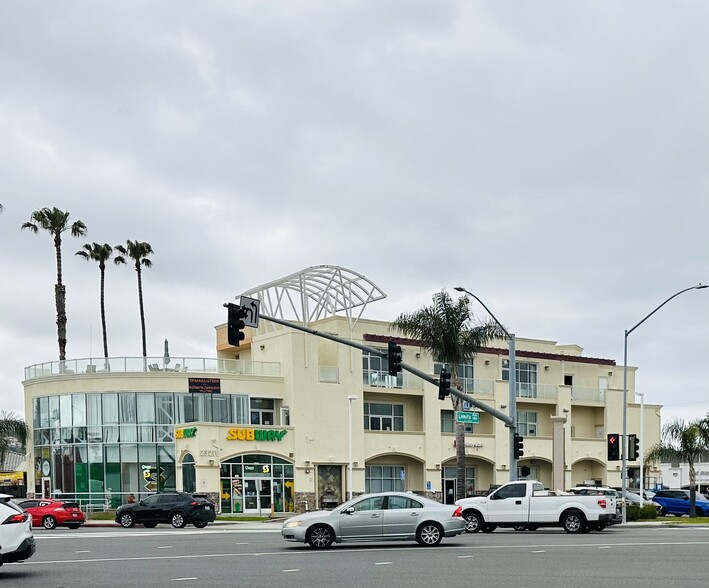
696;509;705;517
119;512;136;528
482;524;497;533
170;511;187;528
194;521;208;528
513;525;527;532
144;523;158;528
562;510;586;534
42;516;57;530
67;524;81;530
658;506;667;516
416;522;443;546
306;524;334;549
463;511;483;533
673;513;683;517
526;525;539;531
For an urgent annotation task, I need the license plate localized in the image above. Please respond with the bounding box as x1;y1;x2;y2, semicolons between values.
72;513;78;517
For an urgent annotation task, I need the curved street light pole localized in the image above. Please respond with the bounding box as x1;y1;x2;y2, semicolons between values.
455;287;517;481
621;283;708;523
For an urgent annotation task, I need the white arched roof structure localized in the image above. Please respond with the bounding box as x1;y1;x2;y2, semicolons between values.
238;265;387;333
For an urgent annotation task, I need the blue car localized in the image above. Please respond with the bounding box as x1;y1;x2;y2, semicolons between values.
653;489;709;517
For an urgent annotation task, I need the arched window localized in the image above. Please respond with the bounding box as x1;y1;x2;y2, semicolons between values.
182;453;196;493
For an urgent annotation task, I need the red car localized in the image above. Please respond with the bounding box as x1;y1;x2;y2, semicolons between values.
17;499;85;530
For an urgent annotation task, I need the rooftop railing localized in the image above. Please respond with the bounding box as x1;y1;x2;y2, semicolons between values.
24;356;281;381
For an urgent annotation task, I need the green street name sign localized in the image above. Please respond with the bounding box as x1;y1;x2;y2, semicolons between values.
456;411;479;424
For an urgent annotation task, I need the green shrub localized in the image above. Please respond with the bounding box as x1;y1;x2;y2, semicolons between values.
626;504;640;521
625;504;657;521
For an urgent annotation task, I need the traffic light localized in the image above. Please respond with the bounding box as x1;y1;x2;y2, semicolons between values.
607;433;620;461
513;433;524;459
227;303;247;346
438;370;451;400
628;434;640;461
387;340;403;376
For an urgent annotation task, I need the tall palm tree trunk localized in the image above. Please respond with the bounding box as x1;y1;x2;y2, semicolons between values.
137;269;147;358
99;267;109;359
54;239;68;362
454;393;467;501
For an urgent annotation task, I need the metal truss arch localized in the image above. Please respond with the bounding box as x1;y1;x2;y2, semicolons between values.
238;265;386;332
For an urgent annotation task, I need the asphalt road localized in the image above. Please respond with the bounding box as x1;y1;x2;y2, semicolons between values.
3;524;709;587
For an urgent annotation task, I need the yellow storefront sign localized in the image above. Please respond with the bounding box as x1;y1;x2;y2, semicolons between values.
226;428;287;442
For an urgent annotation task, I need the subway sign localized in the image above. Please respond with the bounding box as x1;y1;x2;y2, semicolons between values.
176;427;197;439
226;428;287;442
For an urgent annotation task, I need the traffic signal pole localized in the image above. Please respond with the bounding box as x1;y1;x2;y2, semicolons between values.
258;313;514;426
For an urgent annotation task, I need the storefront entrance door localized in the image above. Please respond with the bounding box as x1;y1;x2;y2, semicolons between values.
243;478;272;514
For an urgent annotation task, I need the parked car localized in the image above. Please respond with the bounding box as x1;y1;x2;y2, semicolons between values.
282;491;465;549
115;492;216;529
652;489;709;517
0;493;35;566
17;499;85;530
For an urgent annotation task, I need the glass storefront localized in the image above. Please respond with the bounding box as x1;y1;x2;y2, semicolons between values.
32;391;249;507
219;454;294;514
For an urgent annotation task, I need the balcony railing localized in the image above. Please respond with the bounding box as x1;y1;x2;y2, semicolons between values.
24;356;281;380
362;369;423;391
570;387;604;402
515;383;558;400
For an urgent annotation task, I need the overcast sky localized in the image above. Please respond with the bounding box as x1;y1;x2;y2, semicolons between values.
1;1;707;426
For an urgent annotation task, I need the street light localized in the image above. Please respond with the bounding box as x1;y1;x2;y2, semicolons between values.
621;283;708;523
347;395;357;500
455;286;517;481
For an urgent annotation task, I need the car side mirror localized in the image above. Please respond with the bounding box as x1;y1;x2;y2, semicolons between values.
343;507;355;515
139;500;146;506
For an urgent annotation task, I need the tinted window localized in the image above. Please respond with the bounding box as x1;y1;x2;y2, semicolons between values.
495;484;527;499
142;495;160;506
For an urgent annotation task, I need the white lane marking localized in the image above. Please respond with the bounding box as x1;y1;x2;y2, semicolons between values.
283;569;300;573
158;546;173;549
172;578;198;582
75;550;91;553
375;561;392;565
531;550;546;553
458;555;474;559
598;546;613;549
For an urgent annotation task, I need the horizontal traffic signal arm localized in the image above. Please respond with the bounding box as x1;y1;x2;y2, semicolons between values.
256;312;514;426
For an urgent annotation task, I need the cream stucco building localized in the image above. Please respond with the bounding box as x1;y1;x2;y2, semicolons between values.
23;266;661;514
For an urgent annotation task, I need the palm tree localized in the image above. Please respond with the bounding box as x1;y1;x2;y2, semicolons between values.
21;207;88;362
115;240;154;358
646;418;709;517
0;411;29;468
392;290;504;501
76;243;115;363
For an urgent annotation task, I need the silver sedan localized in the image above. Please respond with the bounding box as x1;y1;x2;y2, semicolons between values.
281;492;465;549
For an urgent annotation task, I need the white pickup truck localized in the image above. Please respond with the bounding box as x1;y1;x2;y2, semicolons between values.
455;480;618;534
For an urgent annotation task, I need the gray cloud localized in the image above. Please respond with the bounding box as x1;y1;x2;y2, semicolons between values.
1;1;707;423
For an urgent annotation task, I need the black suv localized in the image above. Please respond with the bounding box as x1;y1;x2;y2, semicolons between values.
115;492;216;529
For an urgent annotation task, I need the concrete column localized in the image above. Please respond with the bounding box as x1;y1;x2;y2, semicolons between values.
551;416;567;491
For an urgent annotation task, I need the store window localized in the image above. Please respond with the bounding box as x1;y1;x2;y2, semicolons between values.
182;453;196;493
365;465;405;493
